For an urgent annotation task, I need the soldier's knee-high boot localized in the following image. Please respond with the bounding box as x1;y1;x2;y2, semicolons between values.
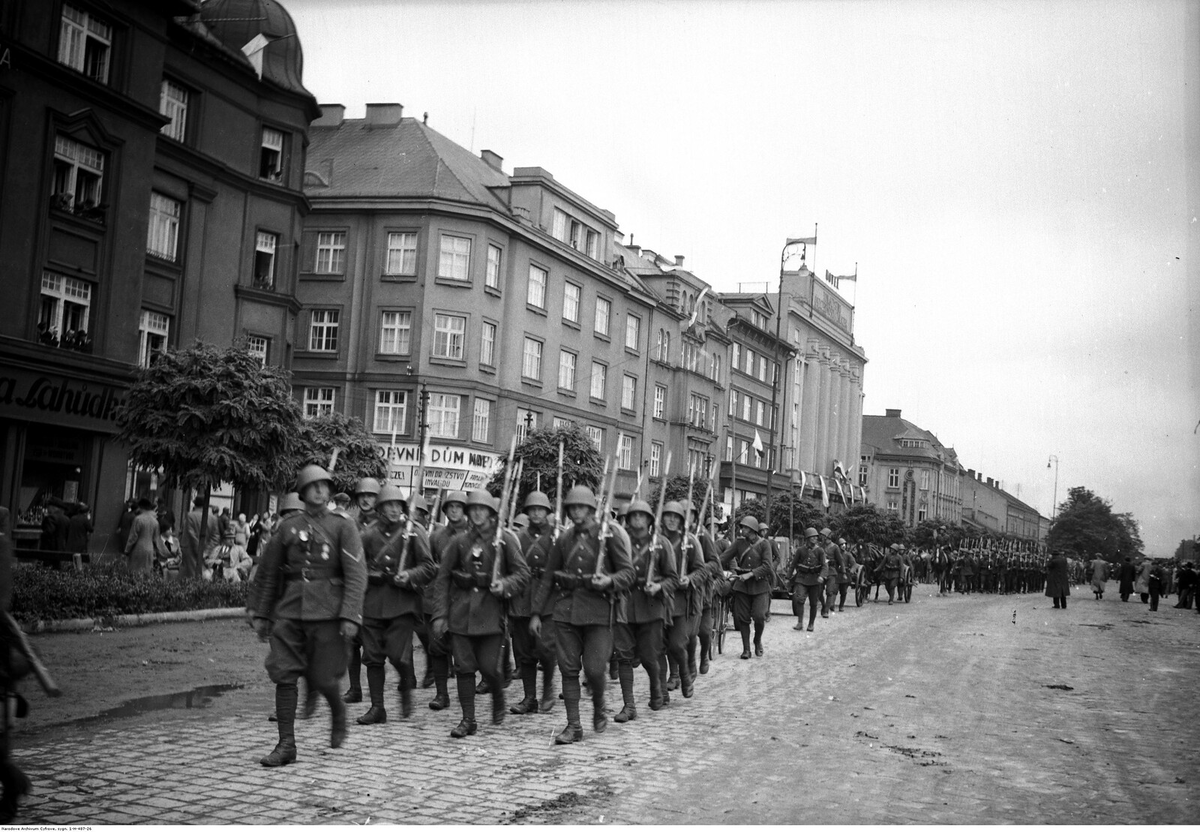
555;675;584;744
511;665;539;714
687;636;698;680
450;674;477;738
614;662;637;722
539;660;557;713
739;623;751;658
357;665;387;725
658;661;671;705
666;654;680;690
343;644;362;703
261;683;298;766
646;656;664;710
429;655;450;710
591;677;608;734
321;682;347;748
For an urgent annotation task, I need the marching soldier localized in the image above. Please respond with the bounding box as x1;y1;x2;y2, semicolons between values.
424;490;469;711
720;516;773;658
252;464;367;767
356;485;435;725
509;491;558;715
530;486;635;744
835;537;856;611
878;543;904;604
429;490;529;738
660;501;706;701
693;515;724;675
788;528;826;632
613;499;677;721
343;477;381;705
819;528;846;616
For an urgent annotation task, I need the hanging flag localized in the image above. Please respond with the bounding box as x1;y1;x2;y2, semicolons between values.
833;478;846;505
686;286;710;329
799;470;807;495
825;270;857;288
752;430;764;462
787;236;817;247
819;475;830;508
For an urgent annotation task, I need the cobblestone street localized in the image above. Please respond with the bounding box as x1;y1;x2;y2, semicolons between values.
12;587;1200;825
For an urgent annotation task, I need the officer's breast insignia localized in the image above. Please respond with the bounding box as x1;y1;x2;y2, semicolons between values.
298;530;309;543
321;543;330;561
470;544;483;561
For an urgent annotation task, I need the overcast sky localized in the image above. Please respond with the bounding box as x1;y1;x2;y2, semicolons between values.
283;0;1198;554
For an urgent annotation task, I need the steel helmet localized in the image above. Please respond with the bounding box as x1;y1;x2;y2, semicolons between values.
661;501;687;520
466;488;499;514
354;477;381;496
524;491;552;511
407;493;428;515
804;527;819;538
295;464;333;493
376;484;407;507
279;492;303;514
837;538;846;545
512;512;529;529
443;490;468;508
739;515;760;533
625;499;654;521
819;527;833;537
332;492;351;505
563;485;597;509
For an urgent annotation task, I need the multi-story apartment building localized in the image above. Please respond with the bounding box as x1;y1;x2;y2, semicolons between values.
0;0;317;551
962;469;1043;542
860;409;965;526
295;104;657;500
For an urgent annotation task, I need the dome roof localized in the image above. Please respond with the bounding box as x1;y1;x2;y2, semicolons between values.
198;0;309;95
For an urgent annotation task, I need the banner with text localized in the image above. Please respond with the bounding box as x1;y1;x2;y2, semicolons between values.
383;443;504;493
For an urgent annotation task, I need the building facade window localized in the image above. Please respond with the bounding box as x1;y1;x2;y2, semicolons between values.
314;232;346;274
260;127;285;180
711;353;722;384
253;231;278;289
373;390;408;434
920;470;930;490
303;387;335;418
379;311;412;355
742;395;752;422
472;399;491;442
859;459;869;487
625;314;640;351
438;234;471;281
58;4;111;83
558;349;576;391
586;425;603;451
527;265;547;308
618;434;633;470
731;343;741;371
39;272;91;341
159;80;189;141
650;442;663;477
621;374;637;411
562;282;580;322
522;337;543;381
52;135;104;214
886;500;899;513
486;244;502;290
515;408;539;442
308;309;339;352
247;335;269;366
594;297;611;337
432;313;466;360
729;390;737;417
689;393;709;429
137;310;169;368
147;193;181;261
427;393;460;438
385;232;417;276
590;361;606;400
585;229;599;259
654;384;666;420
755;401;765;427
480;321;497;366
655;329;671;362
888;468;900;489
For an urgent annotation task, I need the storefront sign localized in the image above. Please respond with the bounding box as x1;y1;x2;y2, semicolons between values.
383;442;503;493
0;367;127;432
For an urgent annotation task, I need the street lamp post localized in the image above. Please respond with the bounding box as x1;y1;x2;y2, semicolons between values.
1047;454;1059;521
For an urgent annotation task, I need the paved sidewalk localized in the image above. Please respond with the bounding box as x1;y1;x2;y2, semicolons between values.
12;586;1200;824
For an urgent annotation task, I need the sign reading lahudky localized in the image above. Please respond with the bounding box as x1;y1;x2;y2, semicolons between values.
382;443;503;491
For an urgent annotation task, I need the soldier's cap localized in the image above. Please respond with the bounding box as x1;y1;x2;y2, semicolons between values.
803;527;819;538
819;527;832;537
279;492;304;514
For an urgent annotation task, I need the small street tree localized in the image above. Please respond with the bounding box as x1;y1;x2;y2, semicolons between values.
766;489;824;541
292;411;388;495
115;341;304;552
833;503;906;549
487;424;606;509
1047;486;1143;561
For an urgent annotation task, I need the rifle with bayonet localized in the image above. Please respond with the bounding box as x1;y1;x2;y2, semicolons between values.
553;440;564;543
491;436;519;590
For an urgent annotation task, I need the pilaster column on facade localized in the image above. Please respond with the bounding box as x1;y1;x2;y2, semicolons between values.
836;360;852;471
789;357;803;474
799;339;821;474
847;368;863;477
814;345;832;479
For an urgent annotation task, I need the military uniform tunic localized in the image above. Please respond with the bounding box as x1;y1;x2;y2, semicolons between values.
360;518;434;671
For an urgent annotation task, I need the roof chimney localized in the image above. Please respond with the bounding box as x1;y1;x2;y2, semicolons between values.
986;477;994;487
313;104;346;127
885;408;901;418
480;149;503;172
364;103;403;127
674;255;685;268
967;469;975;479
628;245;641;255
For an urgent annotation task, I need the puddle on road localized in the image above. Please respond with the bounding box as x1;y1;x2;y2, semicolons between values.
69;684;245;726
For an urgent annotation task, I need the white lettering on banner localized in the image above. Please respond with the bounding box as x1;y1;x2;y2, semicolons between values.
384;442;502;492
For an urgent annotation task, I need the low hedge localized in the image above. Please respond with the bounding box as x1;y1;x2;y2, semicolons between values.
10;563;248;625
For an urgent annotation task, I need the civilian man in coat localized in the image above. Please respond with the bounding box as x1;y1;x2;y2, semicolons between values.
181;497;220;581
429;489;529;738
720;516;773;658
355;485;434;726
252;464;367;767
1117;557;1136;602
1045;550;1071;609
1088;554;1110;600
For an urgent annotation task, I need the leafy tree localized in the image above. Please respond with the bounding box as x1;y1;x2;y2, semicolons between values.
488;424;606;511
832;503;906;549
909;519;966;550
115;341;304;544
766;488;824;540
732;498;767;531
292;411;388;495
1047;486;1143;561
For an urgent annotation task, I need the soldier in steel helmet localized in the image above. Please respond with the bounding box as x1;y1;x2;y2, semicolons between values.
879;543;905;604
788;527;827;632
819;527;847;616
659;501;706;702
613;499;677;721
356;485;435;726
423;490;469;711
341;477;382;705
720;515;773;658
252;464;367;767
509;491;559;715
429;489;529;738
531;485;635;744
693;508;724;675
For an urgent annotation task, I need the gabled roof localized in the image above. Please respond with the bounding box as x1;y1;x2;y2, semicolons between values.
861;413;961;468
306;117;511;211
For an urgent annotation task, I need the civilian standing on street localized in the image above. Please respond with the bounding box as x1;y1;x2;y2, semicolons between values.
1088;554;1109;600
1147;561;1165;612
65;504;93;556
1045;550;1070;609
1134;557;1154;604
124;498;164;574
181;497;220;581
252;464;367;767
1173;562;1195;609
1118;557;1136;602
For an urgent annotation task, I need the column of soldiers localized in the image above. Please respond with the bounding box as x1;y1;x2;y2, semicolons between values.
251;462;740;763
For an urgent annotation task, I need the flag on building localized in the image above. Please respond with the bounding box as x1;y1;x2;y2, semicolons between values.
686;286;710;329
825;269;857;288
799;470;807;495
834;478;846;505
820;475;830;508
752;430;764;462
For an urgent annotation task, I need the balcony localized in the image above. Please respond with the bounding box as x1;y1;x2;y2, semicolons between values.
36;324;93;354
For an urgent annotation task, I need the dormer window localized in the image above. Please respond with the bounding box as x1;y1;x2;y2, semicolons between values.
260;127;284;181
58;4;111;84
